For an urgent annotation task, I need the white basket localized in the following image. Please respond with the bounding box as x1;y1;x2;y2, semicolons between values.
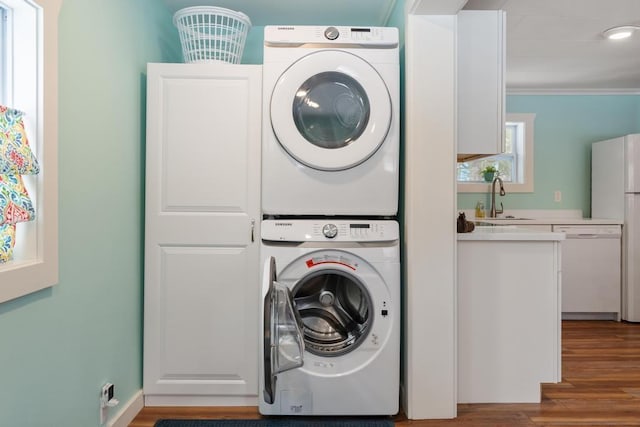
173;6;251;64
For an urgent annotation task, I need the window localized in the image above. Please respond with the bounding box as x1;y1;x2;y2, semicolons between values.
0;0;59;303
457;113;535;193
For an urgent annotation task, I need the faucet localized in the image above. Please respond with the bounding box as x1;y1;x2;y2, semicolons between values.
489;176;506;218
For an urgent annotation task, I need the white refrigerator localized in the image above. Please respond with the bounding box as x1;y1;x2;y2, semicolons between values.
592;134;640;321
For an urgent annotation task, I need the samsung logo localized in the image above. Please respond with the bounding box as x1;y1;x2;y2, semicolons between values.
277;26;295;30
275;222;293;227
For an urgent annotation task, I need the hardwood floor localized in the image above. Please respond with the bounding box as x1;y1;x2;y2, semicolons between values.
130;320;640;426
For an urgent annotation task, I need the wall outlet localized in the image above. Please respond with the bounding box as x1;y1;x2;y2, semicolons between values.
100;383;118;425
554;190;562;202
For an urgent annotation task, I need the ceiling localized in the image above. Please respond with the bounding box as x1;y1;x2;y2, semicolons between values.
165;0;639;93
463;0;640;93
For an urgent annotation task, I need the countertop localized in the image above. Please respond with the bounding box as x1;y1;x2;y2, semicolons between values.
475;217;623;225
460;209;623;226
457;226;566;241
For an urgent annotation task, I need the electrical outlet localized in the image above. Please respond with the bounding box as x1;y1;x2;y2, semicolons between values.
101;383;114;405
554;190;562;202
100;383;118;425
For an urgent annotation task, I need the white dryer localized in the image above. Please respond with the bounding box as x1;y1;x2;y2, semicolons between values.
262;26;400;216
259;219;400;415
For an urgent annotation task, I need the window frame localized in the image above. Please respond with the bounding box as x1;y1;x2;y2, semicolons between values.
0;0;60;304
0;6;7;102
457;113;535;193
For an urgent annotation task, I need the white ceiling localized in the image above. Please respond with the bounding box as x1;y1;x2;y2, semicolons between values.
463;0;640;93
165;0;640;92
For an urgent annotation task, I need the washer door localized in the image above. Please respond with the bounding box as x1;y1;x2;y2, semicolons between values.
270;50;392;171
262;257;305;404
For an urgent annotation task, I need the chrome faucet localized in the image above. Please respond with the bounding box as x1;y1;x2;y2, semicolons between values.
489;176;506;218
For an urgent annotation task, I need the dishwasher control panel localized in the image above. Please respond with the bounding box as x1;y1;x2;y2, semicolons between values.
553;225;622;237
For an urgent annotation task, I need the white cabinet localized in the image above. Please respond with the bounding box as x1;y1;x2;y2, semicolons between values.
458;239;561;403
457;10;506;161
144;63;262;405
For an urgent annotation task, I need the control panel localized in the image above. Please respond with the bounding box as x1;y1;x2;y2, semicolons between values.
261;220;399;242
264;25;398;48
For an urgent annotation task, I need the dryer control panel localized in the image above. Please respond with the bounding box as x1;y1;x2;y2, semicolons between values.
261;219;399;242
264;25;399;48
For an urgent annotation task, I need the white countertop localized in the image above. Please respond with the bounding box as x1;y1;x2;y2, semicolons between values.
476;217;623;225
458;226;566;241
460;209;623;226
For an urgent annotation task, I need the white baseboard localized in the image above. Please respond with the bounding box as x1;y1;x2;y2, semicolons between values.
144;394;258;406
108;390;144;427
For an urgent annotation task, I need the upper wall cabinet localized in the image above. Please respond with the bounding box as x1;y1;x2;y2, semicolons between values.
164;0;398;26
457;10;506;162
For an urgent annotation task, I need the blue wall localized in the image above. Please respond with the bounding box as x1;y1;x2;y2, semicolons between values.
0;1;179;426
242;26;265;64
458;95;640;216
2;2;637;425
0;1;405;426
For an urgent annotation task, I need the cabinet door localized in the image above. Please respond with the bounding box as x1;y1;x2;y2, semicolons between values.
144;63;261;403
457;10;506;159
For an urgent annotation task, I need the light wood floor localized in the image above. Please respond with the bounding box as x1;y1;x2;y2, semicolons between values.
130;320;640;426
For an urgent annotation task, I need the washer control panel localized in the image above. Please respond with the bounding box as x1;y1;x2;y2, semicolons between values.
261;220;399;242
322;223;339;238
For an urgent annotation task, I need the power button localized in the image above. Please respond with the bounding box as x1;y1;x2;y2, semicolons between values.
324;26;339;40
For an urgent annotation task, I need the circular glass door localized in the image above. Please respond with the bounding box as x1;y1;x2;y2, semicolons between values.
270;50;392;171
292;269;373;357
292;71;370;149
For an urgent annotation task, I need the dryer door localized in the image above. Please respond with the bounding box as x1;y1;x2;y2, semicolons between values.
270;50;392;171
263;257;305;404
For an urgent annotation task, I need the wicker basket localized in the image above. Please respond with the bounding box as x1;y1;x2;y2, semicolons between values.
173;6;251;64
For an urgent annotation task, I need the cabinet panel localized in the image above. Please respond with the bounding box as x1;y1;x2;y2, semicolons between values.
162;78;250;212
144;63;262;403
457;10;505;160
458;240;561;403
153;246;256;392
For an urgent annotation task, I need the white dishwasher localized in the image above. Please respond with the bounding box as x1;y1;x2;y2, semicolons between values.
553;225;622;320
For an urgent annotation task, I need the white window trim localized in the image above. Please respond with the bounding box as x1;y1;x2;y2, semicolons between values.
0;0;59;304
457;113;535;193
0;7;7;101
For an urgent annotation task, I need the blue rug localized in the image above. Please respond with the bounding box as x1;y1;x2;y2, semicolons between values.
154;418;394;427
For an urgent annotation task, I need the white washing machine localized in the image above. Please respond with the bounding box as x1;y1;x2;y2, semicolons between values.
262;26;400;216
259;219;400;415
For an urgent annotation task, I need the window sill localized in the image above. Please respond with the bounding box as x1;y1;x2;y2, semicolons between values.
0;258;57;303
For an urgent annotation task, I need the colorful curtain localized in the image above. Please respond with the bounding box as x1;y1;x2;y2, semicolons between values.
0;105;38;262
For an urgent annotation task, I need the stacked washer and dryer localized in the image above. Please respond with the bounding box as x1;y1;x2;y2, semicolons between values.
259;25;401;416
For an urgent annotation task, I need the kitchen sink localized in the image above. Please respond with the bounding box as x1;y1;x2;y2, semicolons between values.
486;216;532;220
